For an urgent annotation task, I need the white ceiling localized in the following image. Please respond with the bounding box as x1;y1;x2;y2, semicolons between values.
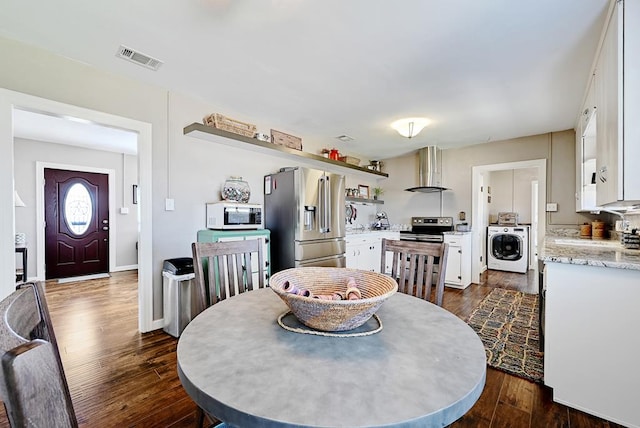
0;0;609;159
13;109;138;155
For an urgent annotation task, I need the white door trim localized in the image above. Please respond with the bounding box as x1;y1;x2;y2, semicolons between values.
36;163;116;280
0;88;154;333
471;159;546;284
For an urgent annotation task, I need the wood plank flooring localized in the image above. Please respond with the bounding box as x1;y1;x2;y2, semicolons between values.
0;269;624;427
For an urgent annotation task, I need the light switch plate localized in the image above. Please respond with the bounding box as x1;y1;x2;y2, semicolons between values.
165;198;175;211
120;207;129;214
546;202;558;212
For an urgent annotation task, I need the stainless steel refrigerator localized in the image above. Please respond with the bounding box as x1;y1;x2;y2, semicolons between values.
264;167;346;273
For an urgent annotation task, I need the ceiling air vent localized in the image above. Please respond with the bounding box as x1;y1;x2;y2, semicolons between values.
335;135;354;142
116;45;163;71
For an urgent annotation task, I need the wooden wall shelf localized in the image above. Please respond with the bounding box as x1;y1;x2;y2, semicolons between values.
345;196;384;205
183;123;389;178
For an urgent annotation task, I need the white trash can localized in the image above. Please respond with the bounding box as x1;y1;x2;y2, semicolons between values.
162;258;197;337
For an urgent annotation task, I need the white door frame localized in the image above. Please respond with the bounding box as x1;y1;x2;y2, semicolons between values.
0;88;155;333
471;159;546;284
36;163;117;279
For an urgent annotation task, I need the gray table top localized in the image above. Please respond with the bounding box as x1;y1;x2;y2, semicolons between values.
177;288;486;428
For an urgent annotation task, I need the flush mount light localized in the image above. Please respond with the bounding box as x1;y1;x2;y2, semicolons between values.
391;117;431;138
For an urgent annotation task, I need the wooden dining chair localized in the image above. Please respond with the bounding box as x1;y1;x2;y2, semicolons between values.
192;239;266;313
0;282;78;428
191;239;265;428
380;239;449;307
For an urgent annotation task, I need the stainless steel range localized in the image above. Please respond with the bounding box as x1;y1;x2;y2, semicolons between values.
400;217;454;242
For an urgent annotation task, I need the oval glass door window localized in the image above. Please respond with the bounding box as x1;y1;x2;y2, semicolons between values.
64;183;93;235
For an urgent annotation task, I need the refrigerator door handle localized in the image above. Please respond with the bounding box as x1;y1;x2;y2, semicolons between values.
318;177;326;233
324;176;331;233
318;176;331;233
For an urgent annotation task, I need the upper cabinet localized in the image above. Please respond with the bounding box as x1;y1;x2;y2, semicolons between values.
592;0;640;206
575;75;597;212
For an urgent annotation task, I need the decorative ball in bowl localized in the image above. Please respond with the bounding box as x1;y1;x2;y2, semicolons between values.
270;267;398;332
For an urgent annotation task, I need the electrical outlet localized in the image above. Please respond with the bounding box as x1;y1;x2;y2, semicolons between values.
165;198;175;211
546;202;558;212
120;207;129;214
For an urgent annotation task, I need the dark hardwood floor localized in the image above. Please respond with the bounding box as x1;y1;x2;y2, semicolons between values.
0;269;624;427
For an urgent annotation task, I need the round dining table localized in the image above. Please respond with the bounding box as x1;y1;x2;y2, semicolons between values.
177;287;486;428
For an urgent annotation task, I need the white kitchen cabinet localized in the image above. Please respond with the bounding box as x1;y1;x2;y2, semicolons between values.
443;233;471;289
346;238;379;272
346;232;399;273
544;262;640;427
575;75;597;212
593;0;640;206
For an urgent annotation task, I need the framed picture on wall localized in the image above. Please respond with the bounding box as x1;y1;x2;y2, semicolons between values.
358;185;369;199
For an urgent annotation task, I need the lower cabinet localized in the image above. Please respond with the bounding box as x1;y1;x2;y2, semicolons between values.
544;262;640;427
346;232;399;273
443;233;471;289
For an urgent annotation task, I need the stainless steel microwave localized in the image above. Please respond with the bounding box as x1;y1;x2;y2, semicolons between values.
206;202;263;230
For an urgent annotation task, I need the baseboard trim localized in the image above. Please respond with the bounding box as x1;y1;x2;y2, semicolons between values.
112;264;138;272
58;273;111;284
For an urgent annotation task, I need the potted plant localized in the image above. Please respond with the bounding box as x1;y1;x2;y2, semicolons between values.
372;187;384;200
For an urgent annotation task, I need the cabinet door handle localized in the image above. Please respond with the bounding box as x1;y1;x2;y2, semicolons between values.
598;166;607;183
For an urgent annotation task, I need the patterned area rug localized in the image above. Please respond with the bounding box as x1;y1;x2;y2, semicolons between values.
465;288;544;383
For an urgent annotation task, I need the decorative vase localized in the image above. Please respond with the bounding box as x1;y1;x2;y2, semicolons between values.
222;177;250;202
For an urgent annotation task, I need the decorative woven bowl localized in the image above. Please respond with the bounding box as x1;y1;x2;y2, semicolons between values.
270;267;398;332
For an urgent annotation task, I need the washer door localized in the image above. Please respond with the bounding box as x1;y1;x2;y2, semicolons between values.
491;234;523;261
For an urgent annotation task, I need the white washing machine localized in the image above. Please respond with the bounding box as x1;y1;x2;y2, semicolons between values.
487;226;529;273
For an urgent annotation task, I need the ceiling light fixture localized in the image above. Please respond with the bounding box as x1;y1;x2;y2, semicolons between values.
391;117;431;138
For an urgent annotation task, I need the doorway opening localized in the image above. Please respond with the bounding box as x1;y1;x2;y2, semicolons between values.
471;159;546;284
1;88;155;332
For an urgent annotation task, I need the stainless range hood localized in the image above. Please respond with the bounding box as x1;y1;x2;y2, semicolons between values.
405;146;449;193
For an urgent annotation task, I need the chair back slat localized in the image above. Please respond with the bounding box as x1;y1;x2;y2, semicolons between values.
240;251;253;294
380;239;449;306
192;239;266;313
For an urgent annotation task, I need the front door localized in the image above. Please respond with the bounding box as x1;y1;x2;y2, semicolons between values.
44;168;109;279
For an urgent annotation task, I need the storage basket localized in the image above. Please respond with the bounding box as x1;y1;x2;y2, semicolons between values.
339;156;360;166
270;129;303;151
203;113;257;138
270;267;397;332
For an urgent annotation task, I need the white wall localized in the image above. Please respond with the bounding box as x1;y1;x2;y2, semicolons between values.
380;130;596;230
14;138;138;277
488;167;538;224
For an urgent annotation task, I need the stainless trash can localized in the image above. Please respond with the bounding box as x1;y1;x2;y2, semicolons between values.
162;257;197;337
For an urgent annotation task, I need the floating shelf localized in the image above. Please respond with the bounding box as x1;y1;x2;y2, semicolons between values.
346;196;384;205
183;123;389;178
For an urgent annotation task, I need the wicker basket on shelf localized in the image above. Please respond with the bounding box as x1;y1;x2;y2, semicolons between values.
339;156;360;166
270;267;397;332
203;113;257;138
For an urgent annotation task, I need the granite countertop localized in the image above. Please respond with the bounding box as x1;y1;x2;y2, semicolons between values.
541;236;640;271
345;228;401;235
